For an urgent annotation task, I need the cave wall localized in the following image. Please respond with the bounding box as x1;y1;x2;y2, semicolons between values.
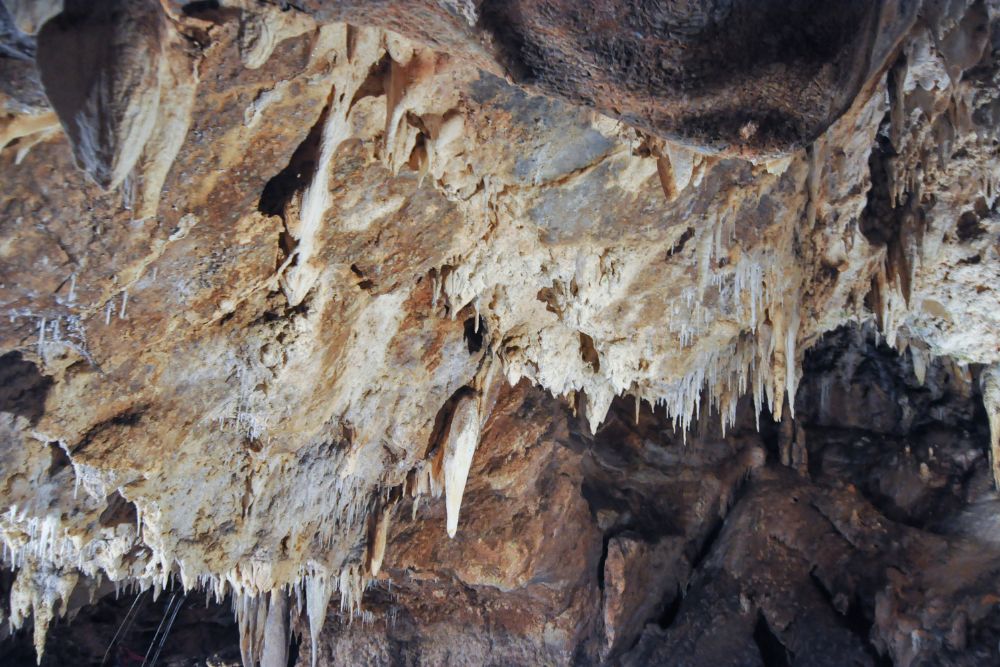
0;1;998;665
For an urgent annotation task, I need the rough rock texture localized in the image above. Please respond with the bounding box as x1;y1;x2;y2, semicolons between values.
294;327;1000;667
0;1;999;665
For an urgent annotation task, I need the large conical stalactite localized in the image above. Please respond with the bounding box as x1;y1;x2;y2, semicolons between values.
983;365;1000;490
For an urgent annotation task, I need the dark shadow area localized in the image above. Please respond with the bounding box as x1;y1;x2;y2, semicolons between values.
0;351;53;424
0;580;240;667
753;611;791;667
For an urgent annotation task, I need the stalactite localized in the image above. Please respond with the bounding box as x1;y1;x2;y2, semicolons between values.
305;572;331;667
281;27;383;306
443;394;481;538
261;588;289;667
368;506;390;577
8;561;79;663
981;365;1000;490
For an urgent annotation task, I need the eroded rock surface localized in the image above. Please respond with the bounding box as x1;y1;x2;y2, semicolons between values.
0;1;999;665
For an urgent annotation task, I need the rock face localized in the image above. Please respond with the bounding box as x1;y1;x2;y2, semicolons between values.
0;1;998;665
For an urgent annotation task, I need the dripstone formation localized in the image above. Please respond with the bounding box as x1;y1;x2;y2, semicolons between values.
1;1;999;665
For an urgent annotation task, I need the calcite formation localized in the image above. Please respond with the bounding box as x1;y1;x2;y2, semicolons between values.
0;1;998;665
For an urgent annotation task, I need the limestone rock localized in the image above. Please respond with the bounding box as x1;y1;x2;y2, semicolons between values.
0;1;999;665
600;533;689;660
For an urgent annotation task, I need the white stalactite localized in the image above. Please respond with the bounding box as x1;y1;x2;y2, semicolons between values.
368;507;390;577
305;572;332;667
8;561;78;664
261;589;289;667
981;365;1000;490
281;28;382;306
443;394;481;538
